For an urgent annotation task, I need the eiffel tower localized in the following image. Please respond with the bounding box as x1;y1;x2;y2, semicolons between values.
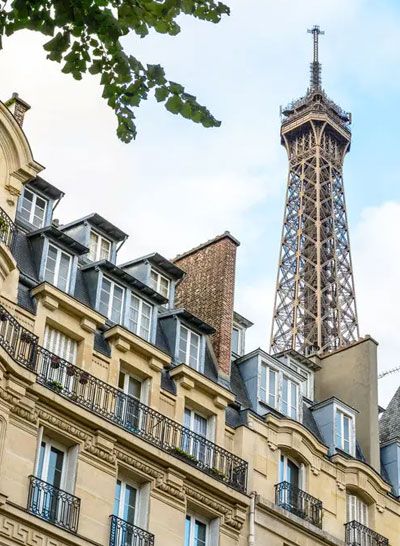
270;26;359;355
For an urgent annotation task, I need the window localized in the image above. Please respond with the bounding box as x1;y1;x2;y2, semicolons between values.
114;479;138;524
336;409;352;453
128;294;152;341
185;514;208;546
282;376;298;419
44;325;77;364
88;230;111;262
20;188;47;228
231;326;241;356
179;326;200;370
347;494;368;525
183;408;208;463
116;372;142;432
99;277;124;323
44;244;72;292
279;454;300;487
259;363;278;408
150;269;170;300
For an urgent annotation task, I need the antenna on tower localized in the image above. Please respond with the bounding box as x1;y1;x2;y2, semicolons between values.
378;365;400;380
307;25;325;90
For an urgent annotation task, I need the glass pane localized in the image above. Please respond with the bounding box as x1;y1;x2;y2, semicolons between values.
129;295;140;333
260;364;267;402
279;455;285;482
179;326;188;364
184;516;191;546
184;408;191;429
194;521;206;546
290;381;297;418
335;411;342;448
47;446;64;489
57;252;71;291
139;302;152;341
99;278;111;317
123;484;137;523
113;480;121;517
111;285;123;323
189;331;199;369
160;277;169;298
150;270;158;291
194;414;207;437
20;189;33;222
343;415;350;453
287;459;299;487
127;377;141;399
282;377;288;415
118;372;125;390
100;238;111;260
231;328;239;354
37;441;46;480
89;232;98;261
268;369;276;407
33;196;46;228
44;245;58;284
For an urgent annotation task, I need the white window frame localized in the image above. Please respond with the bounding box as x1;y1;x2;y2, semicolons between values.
20;187;48;228
231;325;242;356
150;268;170;300
37;437;67;489
335;408;353;454
128;293;153;341
259;363;278;408
43;325;77;364
114;478;139;525
185;512;209;546
88;230;112;262
99;277;125;323
346;493;368;525
282;375;298;419
44;244;72;292
179;325;201;370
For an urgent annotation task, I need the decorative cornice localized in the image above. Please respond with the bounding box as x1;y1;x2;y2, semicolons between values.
155;476;185;501
37;409;89;441
84;440;116;465
115;448;162;480
183;486;244;531
0;388;38;424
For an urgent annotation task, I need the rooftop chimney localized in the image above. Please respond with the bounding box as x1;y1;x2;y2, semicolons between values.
173;232;240;380
5;92;31;127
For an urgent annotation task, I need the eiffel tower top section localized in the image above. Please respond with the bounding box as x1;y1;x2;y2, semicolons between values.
280;26;352;140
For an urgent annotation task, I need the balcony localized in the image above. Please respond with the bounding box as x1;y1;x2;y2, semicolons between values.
0;304;248;493
27;475;81;533
0;207;17;250
110;515;154;546
275;481;323;528
345;521;389;546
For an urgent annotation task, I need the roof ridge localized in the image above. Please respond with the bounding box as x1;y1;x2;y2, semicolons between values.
173;231;240;262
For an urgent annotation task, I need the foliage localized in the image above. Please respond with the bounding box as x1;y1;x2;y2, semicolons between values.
0;0;230;142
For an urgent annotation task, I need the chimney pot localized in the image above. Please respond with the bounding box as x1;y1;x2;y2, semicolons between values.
5;92;31;127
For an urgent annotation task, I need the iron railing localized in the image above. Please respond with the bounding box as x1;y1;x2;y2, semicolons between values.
110;515;154;546
27;475;81;533
0;206;17;250
275;481;323;528
345;521;389;546
0;304;248;493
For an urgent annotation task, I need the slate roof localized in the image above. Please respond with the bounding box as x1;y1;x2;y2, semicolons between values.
379;385;400;444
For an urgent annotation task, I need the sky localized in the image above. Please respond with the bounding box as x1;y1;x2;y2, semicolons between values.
0;0;400;405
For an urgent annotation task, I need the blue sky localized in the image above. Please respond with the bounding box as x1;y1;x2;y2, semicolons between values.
1;0;400;404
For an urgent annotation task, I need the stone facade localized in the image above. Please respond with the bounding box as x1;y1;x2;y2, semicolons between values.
0;94;398;546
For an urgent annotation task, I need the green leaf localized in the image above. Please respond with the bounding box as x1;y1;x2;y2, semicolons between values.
155;86;169;103
165;94;182;115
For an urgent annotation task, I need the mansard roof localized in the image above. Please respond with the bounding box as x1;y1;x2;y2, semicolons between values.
28;176;64;201
379;385;400;444
60;213;128;242
27;225;89;255
120;252;185;280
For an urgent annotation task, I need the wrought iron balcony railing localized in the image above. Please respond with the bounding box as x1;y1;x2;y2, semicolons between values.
110;515;154;546
275;481;323;528
345;521;389;546
0;206;17;250
27;475;81;533
0;304;248;493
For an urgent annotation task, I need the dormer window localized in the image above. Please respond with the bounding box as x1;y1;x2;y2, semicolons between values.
88;230;111;262
282;376;298;419
336;409;352;453
258;361;300;419
179;325;200;370
20;187;47;228
99;277;124;323
231;326;242;356
259;363;278;408
150;269;170;299
44;244;72;292
128;294;152;341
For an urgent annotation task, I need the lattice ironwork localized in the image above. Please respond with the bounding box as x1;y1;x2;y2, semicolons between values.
27;475;81;533
345;520;389;546
275;481;323;528
271;28;359;355
0;303;248;493
109;515;154;546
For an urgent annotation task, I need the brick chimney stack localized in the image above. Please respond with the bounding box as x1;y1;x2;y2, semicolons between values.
5;93;31;127
174;232;240;379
